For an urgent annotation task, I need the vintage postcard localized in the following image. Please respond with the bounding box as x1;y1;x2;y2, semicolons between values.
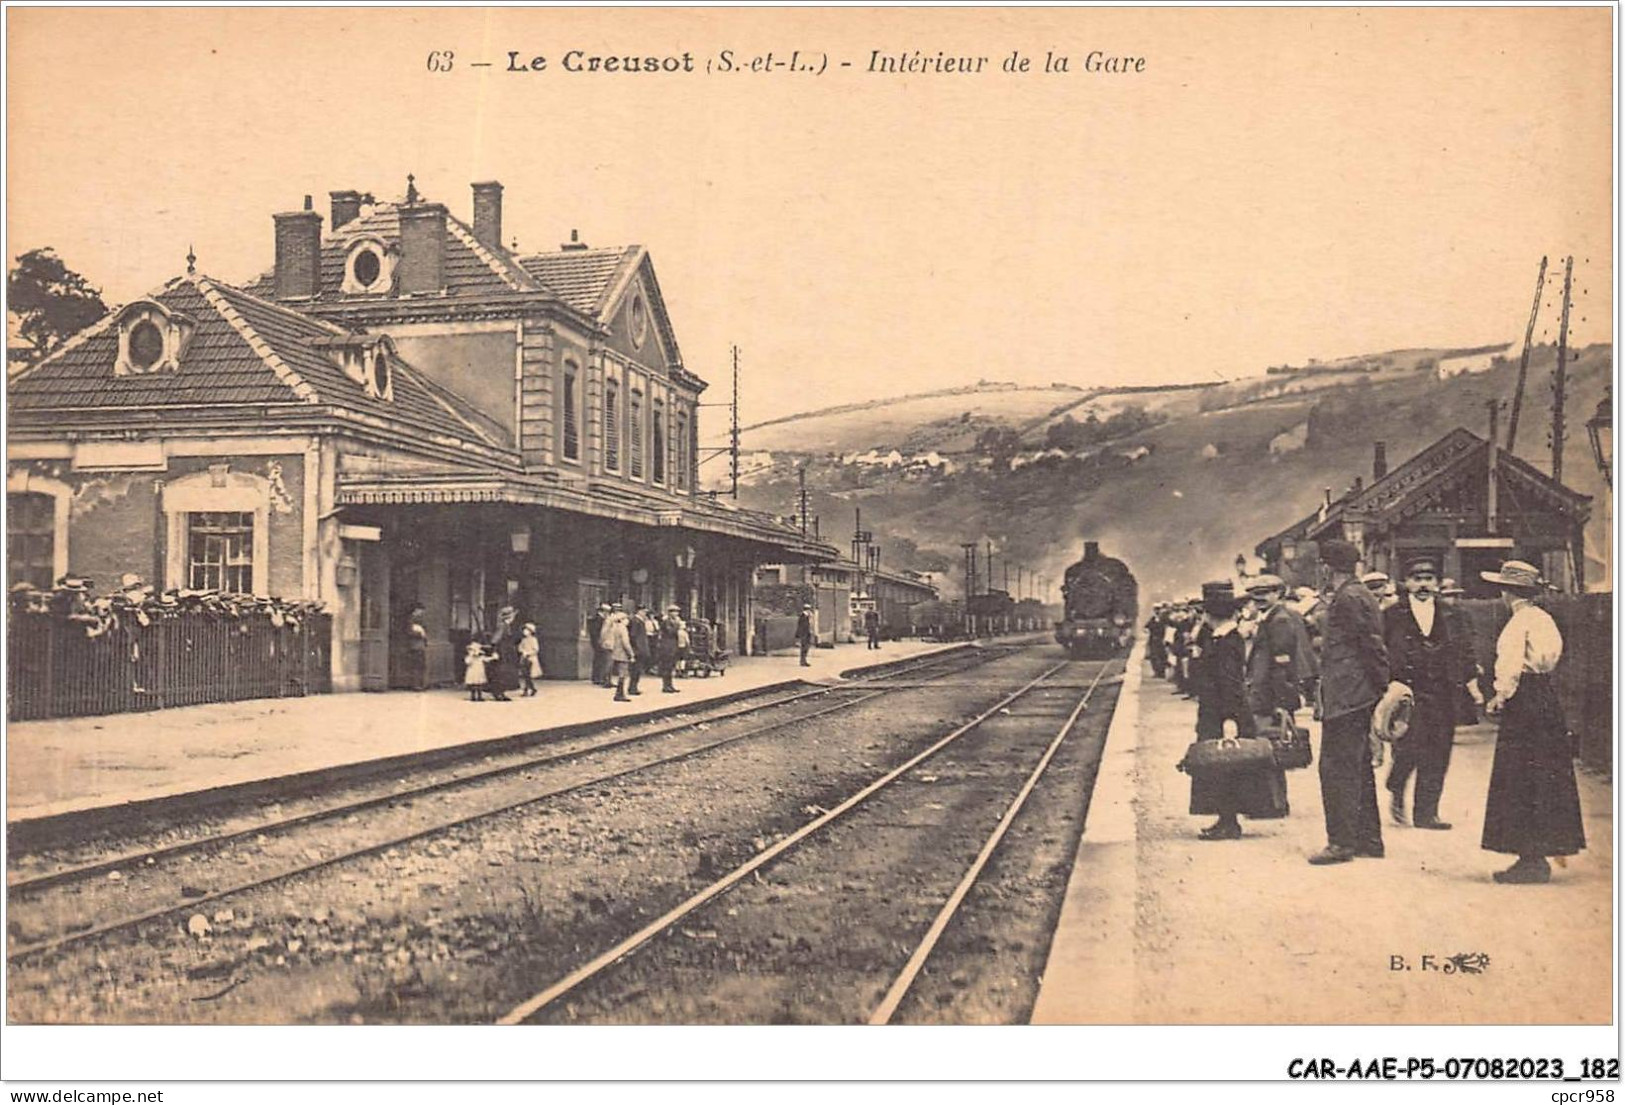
2;2;1616;1087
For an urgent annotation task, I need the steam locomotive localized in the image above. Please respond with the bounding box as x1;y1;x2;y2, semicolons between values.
1055;541;1138;658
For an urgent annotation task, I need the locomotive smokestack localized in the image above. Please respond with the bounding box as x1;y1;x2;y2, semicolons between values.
1084;541;1100;560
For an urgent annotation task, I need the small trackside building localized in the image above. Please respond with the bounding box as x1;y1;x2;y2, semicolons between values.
1256;431;1592;595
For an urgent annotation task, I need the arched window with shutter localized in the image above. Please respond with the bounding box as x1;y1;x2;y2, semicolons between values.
629;387;645;479
652;398;666;484
674;407;690;491
561;360;581;462
604;377;621;472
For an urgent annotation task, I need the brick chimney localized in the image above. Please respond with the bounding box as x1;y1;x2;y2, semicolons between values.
330;190;363;231
471;181;503;251
1373;440;1388;480
562;229;589;251
272;196;323;300
397;202;447;295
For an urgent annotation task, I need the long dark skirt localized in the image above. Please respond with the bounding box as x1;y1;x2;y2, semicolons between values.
1482;674;1585;857
486;641;520;695
1188;703;1289;819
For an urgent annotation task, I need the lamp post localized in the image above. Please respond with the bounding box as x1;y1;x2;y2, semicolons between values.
1586;390;1612;589
1586;390;1611;488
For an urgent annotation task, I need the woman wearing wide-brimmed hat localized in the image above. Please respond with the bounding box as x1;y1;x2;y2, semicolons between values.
1480;560;1584;883
1187;584;1288;840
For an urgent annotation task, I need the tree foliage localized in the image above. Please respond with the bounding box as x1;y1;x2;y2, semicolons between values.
974;425;1023;469
8;248;108;368
1043;404;1163;451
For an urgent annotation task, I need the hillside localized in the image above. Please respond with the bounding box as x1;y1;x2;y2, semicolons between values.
707;345;1612;602
729;383;1097;455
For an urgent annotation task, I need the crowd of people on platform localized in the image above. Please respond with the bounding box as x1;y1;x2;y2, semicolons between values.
10;572;325;634
1143;540;1584;884
454;600;725;705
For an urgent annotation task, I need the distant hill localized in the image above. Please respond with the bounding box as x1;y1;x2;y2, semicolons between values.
707;344;1612;601
727;382;1097;455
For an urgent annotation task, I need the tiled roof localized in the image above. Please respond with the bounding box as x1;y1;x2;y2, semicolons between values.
518;246;639;316
243;202;548;301
9;274;512;451
1281;427;1590;546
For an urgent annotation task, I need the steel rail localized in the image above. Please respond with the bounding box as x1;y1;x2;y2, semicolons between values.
495;657;1075;1025
867;658;1115;1024
8;644;992;896
6;646;1029;964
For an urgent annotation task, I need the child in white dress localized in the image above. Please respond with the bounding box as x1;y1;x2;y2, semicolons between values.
518;623;542;696
464;640;490;702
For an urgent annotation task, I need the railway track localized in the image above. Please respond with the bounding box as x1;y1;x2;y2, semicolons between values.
4;642;1033;966
499;655;1119;1025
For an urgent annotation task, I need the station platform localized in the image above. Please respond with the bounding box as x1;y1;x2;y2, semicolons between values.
4;637;965;826
1033;643;1614;1025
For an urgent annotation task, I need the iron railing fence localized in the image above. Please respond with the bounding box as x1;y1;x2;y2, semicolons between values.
7;610;332;721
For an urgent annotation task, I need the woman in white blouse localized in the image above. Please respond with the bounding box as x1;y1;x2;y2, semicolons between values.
1480;561;1585;884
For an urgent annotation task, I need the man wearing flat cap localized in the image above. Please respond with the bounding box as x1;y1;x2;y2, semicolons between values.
1145;602;1171;679
1243;574;1318;722
1382;556;1468;830
1310;538;1391;865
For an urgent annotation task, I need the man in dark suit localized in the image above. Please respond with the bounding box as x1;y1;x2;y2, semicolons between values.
1145;603;1170;679
1243;575;1317;721
628;603;653;696
1310;539;1391;865
656;606;684;692
587;603;611;686
1382;557;1464;829
795;605;815;666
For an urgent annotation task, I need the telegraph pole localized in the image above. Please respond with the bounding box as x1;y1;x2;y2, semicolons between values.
1486;398;1502;534
961;543;978;602
985;540;995;595
1552;256;1574;484
852;508;874;599
797;464;809;537
730;345;741;499
1505;255;1547;454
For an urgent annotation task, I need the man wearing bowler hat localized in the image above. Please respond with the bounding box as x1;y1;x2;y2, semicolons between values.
1382;556;1466;829
1310;539;1391;864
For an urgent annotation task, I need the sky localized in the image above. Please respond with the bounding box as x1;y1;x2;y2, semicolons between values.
6;7;1614;431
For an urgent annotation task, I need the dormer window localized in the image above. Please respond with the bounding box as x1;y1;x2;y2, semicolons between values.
342;238;396;295
353;249;381;287
372;350;391;399
312;333;395;401
128;321;164;369
114;301;194;376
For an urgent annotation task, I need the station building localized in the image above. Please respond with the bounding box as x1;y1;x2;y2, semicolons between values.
7;179;835;690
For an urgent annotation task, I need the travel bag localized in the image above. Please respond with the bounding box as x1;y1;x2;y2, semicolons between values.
1178;733;1276;775
1267;708;1313;770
